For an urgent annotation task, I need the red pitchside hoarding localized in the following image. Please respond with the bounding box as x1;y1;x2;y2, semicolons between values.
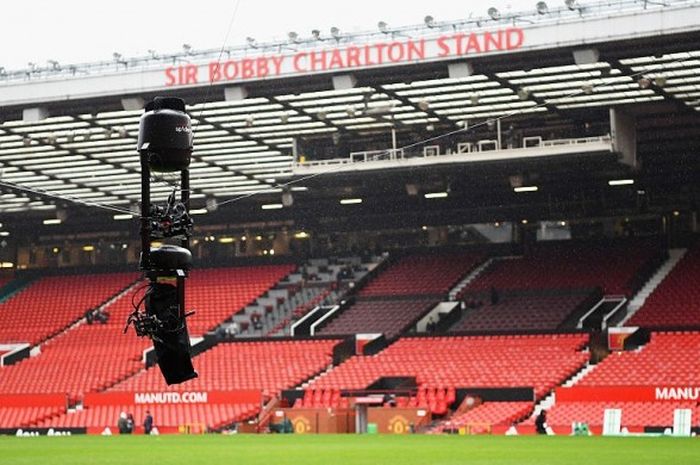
556;386;700;402
83;390;262;407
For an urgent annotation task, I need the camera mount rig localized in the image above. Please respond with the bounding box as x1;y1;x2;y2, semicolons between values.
124;97;198;385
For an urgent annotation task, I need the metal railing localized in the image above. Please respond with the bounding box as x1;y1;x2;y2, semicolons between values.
295;135;612;169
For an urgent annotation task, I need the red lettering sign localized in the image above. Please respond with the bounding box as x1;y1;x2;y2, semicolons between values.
163;28;525;86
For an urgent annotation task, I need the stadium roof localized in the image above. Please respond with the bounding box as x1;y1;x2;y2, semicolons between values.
0;0;698;234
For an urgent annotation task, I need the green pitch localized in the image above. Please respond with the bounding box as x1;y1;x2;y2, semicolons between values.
2;434;699;465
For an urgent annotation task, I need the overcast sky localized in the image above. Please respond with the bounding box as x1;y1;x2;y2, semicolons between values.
2;0;547;70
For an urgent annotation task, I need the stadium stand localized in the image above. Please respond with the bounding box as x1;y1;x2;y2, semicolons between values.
451;290;599;332
310;334;589;398
359;252;484;297
112;339;340;397
462;240;662;296
184;265;296;335
0;272;139;345
577;331;700;387
450;240;662;333
0;276;16;295
628;245;700;328
0;286;150;398
295;388;349;409
527;401;700;431
0;265;295;398
315;251;484;338
432;401;533;433
531;332;700;430
0;406;66;429
316;299;436;339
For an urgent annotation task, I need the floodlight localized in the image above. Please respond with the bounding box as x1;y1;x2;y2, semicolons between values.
378;21;390;33
288;31;300;43
206;196;218;212
311;29;322;40
424;15;436;28
246;37;257;48
536;1;549;14
609;179;635;186
281;189;294;207
488;7;501;20
565;0;579;10
638;77;652;89
330;27;341;39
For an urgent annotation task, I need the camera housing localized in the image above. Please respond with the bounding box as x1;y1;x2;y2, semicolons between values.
149;245;192;271
137;97;193;172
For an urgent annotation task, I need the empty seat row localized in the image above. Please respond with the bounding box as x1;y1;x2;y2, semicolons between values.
317;299;435;339
452;292;595;332
462;240;660;297
310;334;589;398
0;272;139;345
360;252;484;297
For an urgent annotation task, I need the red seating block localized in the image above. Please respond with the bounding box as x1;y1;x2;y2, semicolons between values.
360;252;484;297
111;339;340;398
629;245;700;327
310;334;589;398
462;240;659;297
317;299;435;339
0;272;138;345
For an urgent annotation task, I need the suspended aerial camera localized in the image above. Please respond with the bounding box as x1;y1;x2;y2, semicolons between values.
124;97;198;385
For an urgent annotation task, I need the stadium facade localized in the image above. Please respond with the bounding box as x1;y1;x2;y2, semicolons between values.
0;0;699;437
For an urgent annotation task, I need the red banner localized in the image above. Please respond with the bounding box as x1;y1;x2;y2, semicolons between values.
83;390;261;407
0;393;66;408
556;386;700;402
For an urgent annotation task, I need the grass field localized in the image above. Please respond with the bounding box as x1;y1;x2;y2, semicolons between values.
2;435;700;465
